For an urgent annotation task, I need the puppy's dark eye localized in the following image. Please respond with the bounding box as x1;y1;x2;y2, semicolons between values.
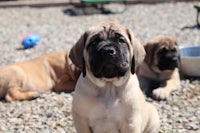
118;37;126;43
93;36;100;43
157;47;167;56
161;47;167;52
171;49;176;52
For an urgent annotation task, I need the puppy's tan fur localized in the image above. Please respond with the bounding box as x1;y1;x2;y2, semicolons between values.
137;35;181;99
0;51;80;102
70;22;159;133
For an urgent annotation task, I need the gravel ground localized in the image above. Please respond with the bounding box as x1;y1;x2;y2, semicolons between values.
0;1;200;133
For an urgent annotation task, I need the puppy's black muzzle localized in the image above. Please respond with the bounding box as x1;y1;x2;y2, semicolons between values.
89;41;129;78
158;51;179;71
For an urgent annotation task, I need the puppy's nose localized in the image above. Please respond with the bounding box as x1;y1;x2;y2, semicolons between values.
103;47;116;56
172;56;178;61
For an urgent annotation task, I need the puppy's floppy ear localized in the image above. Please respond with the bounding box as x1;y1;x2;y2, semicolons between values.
144;42;158;66
126;29;146;74
144;43;154;65
69;32;88;77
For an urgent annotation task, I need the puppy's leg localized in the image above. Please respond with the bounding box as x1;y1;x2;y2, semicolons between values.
54;75;77;92
138;76;151;96
153;68;180;99
143;103;160;133
72;111;92;133
120;113;143;133
130;115;143;133
5;87;39;102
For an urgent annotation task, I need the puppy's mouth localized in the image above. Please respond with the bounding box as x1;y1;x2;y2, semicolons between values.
91;62;128;78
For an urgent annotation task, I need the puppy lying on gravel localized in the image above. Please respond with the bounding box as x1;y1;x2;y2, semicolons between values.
137;35;181;100
0;51;80;102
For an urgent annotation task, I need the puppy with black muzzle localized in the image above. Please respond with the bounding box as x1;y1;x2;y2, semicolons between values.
70;21;160;133
137;35;181;100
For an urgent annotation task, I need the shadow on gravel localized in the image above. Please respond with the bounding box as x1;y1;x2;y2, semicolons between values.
181;24;200;30
16;47;25;50
63;5;113;16
183;76;200;81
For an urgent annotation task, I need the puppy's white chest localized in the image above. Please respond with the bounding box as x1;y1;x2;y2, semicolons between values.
88;97;126;133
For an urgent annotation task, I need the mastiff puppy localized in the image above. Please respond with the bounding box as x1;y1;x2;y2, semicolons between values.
137;35;181;100
70;22;159;133
0;51;80;102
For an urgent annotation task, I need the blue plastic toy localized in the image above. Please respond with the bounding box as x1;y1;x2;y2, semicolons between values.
22;34;40;49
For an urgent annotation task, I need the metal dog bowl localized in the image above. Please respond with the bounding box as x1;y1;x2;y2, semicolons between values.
179;46;200;77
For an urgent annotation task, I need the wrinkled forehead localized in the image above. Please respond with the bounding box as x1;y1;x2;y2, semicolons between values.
158;40;178;50
85;24;130;46
149;37;178;51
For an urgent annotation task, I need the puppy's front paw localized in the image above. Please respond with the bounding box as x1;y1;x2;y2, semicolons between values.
152;88;170;100
5;94;14;102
